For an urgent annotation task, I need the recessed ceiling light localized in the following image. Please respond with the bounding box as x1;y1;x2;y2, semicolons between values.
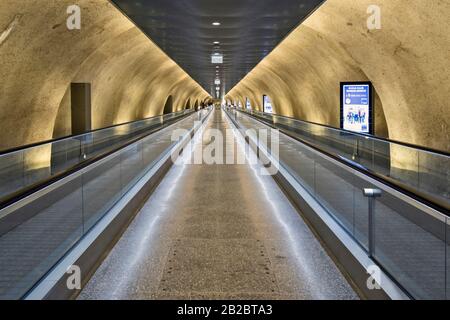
212;22;221;26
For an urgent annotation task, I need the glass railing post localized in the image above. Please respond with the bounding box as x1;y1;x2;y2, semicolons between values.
444;217;450;300
313;153;317;196
363;188;382;257
352;139;359;161
21;151;25;192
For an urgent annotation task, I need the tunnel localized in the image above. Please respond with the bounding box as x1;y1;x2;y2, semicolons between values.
0;0;449;305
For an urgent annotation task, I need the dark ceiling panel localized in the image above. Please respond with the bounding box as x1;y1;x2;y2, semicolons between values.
110;0;324;97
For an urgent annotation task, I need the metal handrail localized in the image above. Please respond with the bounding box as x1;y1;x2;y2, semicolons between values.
230;107;450;214
0;109;196;210
0;109;194;156
237;107;450;157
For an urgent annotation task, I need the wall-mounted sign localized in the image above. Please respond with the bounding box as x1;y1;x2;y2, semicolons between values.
263;95;273;114
211;54;223;64
246;98;252;110
340;82;374;134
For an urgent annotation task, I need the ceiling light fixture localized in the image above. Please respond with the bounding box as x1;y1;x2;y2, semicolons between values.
213;41;220;44
212;22;221;26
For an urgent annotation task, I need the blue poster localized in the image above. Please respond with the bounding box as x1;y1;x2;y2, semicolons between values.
342;84;371;133
246;98;252;110
263;95;273;114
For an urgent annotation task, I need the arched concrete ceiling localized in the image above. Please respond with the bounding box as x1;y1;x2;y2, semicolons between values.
227;0;450;152
0;0;210;150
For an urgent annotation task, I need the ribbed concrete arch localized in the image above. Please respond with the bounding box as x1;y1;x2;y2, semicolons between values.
0;0;209;150
184;99;191;110
227;0;450;152
163;96;174;115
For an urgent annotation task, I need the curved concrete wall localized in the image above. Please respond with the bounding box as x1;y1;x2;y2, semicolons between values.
227;0;449;152
0;0;209;150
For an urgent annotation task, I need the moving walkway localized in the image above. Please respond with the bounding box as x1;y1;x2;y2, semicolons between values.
0;108;211;299
224;106;449;300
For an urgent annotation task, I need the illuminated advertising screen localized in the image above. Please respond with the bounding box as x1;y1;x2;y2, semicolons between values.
340;82;373;134
263;95;273;114
246;98;251;110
